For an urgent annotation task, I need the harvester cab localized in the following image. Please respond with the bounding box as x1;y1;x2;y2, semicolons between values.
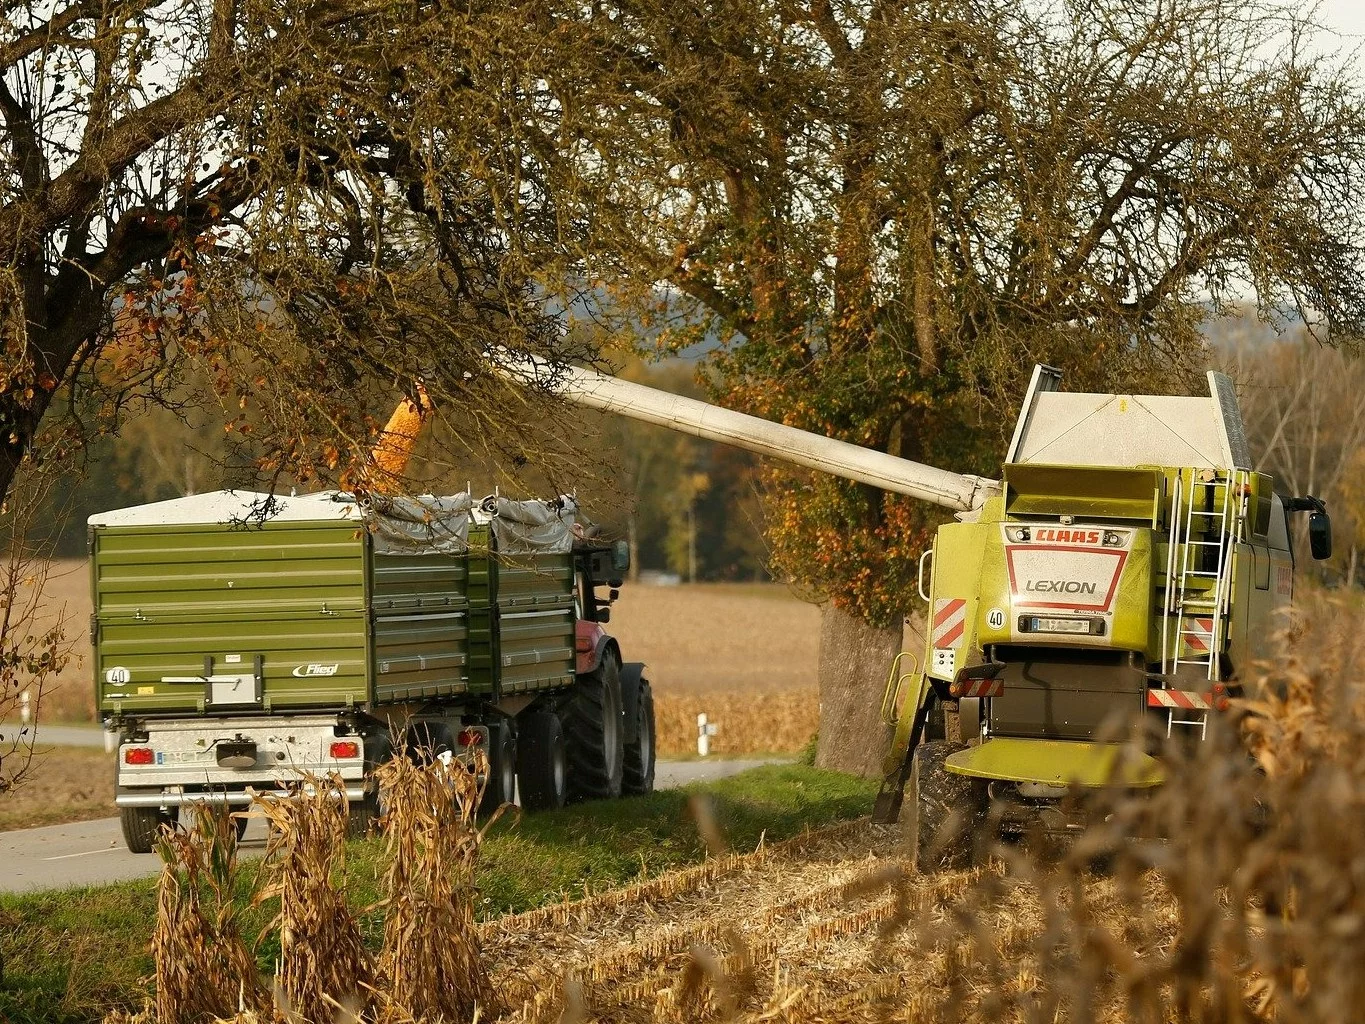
871;366;1331;863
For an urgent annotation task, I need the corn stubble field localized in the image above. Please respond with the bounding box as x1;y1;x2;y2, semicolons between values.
94;590;1365;1024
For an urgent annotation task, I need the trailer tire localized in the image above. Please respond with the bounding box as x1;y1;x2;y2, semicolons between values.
403;720;454;765
518;711;568;811
622;681;656;796
120;804;178;855
564;654;625;802
480;721;518;816
907;741;988;874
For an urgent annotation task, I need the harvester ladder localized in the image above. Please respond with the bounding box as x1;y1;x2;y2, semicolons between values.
1158;468;1246;738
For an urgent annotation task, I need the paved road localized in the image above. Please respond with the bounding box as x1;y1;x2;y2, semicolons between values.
0;721;109;749
0;758;780;893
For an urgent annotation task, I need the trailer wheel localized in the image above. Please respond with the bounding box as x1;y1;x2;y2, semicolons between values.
349;734;394;838
120;804;179;854
403;720;454;764
517;711;567;811
480;722;518;816
564;654;625;802
622;680;656;796
907;741;988;874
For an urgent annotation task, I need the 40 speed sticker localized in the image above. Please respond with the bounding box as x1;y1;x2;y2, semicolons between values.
104;666;131;685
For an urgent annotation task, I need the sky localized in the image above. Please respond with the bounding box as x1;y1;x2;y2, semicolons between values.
1317;0;1365;49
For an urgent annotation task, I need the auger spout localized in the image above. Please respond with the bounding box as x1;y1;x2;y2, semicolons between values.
503;356;999;513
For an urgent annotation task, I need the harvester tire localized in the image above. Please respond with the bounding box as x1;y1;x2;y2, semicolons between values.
480;721;518;816
908;741;988;874
518;710;568;811
120;804;178;855
563;654;625;802
622;680;656;796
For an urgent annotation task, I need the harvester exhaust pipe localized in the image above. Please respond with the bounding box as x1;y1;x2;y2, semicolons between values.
500;355;999;514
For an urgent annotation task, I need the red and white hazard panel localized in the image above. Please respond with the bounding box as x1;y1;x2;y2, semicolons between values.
932;598;967;647
1184;617;1214;654
1146;689;1214;711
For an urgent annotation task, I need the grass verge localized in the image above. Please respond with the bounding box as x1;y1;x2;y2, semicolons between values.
0;764;875;1024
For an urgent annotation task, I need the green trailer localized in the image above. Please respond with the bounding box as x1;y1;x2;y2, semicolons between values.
92;490;654;852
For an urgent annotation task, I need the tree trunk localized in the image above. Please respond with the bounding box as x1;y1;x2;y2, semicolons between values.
814;602;900;777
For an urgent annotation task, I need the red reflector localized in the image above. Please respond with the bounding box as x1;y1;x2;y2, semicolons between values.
124;747;155;765
457;728;484;747
329;741;360;759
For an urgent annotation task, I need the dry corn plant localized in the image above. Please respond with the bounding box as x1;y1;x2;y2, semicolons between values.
371;751;499;1023
253;778;375;1024
151;807;268;1024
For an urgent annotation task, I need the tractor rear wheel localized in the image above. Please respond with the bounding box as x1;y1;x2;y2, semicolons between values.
907;740;988;873
622;680;656;796
517;710;568;811
120;804;179;854
563;655;625;802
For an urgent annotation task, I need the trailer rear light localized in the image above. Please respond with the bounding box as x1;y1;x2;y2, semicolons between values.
329;741;360;759
124;747;155;765
457;728;484;747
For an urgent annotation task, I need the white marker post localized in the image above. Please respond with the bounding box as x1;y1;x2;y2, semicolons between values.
697;713;719;756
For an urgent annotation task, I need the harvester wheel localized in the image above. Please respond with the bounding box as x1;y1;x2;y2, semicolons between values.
622;680;656;796
563;654;625;802
120;804;179;854
518;710;568;811
907;740;988;874
480;721;518;816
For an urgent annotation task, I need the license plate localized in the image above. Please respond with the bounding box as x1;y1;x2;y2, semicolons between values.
1033;617;1092;634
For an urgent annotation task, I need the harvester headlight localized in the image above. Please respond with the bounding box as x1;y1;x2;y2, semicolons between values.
1008;527;1031;542
1102;531;1125;547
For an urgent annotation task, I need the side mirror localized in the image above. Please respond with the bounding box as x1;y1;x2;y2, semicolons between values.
596;607;611;624
1309;510;1333;560
611;539;631;574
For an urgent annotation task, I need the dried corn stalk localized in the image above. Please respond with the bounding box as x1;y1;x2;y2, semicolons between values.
373;752;497;1022
152;807;267;1023
254;776;373;1024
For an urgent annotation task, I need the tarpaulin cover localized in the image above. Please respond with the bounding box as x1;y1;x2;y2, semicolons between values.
366;493;474;555
482;495;579;553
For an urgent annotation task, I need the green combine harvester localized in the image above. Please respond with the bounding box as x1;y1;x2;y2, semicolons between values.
510;359;1332;867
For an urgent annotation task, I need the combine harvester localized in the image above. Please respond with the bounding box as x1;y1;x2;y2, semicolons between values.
510;359;1332;868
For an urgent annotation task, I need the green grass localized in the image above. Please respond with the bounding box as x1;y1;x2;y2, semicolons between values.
0;765;875;1024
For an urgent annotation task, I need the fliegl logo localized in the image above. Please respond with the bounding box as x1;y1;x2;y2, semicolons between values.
292;663;340;678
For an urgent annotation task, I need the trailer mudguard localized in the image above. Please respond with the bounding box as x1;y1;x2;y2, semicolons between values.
620;661;647;746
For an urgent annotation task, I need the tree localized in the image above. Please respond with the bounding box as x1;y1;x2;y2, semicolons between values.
1223;324;1365;587
537;0;1365;774
0;0;595;514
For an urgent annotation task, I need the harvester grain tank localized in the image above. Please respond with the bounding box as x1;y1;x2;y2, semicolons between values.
513;358;1331;867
